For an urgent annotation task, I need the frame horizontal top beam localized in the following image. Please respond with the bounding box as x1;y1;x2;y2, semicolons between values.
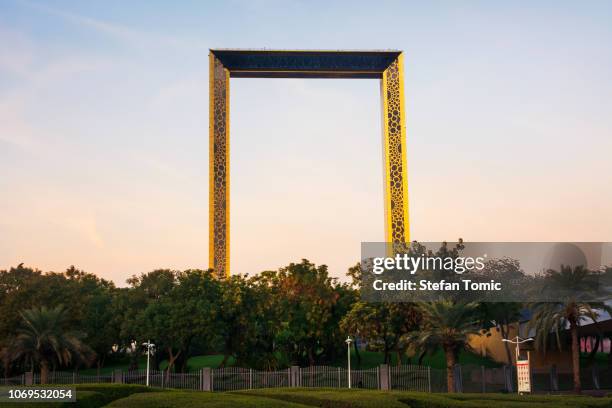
210;49;401;79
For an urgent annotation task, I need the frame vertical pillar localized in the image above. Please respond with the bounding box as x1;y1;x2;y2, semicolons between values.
209;53;230;278
381;54;410;244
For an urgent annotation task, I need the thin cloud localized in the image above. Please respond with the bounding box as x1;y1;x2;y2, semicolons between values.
16;0;203;51
0;100;39;151
0;26;34;77
0;56;116;153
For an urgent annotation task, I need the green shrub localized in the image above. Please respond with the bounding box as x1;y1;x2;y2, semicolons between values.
238;388;426;407
240;389;612;408
105;391;310;407
70;391;106;408
445;393;612;408
73;383;159;405
13;385;612;408
10;391;106;408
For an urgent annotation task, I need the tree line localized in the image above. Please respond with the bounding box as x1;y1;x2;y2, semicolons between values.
0;260;353;375
1;247;610;393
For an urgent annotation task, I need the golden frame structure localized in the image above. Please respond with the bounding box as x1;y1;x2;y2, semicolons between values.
209;49;409;278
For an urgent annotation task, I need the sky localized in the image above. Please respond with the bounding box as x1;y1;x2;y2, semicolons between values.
1;0;611;285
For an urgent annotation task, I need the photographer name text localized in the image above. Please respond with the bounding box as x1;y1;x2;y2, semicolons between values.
372;279;502;291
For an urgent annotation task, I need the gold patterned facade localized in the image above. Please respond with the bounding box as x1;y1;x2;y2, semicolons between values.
209;50;409;278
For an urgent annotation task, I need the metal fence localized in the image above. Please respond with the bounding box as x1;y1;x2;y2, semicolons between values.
296;366;380;389
1;375;25;386
210;367;291;391
29;372;113;385
3;364;610;393
390;364;432;392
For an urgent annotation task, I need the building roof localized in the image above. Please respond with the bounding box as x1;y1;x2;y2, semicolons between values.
209;49;403;79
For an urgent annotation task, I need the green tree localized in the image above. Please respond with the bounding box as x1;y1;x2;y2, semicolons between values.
246;272;285;369
0;265;117;376
407;301;481;393
170;269;220;372
119;269;178;370
5;305;94;384
478;302;523;364
528;265;611;394
110;287;149;370
135;269;220;373
63;266;118;374
477;258;525;364
341;302;420;366
0;265;62;355
319;282;357;365
271;260;350;366
126;269;177;300
217;274;266;368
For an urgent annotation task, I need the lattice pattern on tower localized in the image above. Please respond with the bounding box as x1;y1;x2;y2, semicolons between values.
382;58;408;244
210;55;229;278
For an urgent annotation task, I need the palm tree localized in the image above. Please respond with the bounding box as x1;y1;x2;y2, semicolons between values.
528;265;611;394
407;301;481;392
7;305;94;384
479;302;523;364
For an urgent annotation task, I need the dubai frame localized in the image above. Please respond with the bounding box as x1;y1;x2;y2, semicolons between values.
209;49;409;278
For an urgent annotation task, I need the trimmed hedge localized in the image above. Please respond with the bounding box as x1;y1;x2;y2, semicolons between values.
236;388;408;407
399;392;612;408
239;388;612;408
105;391;311;407
13;385;612;408
73;384;158;405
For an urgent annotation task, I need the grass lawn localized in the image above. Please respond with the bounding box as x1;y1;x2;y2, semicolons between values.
22;385;612;408
160;354;237;371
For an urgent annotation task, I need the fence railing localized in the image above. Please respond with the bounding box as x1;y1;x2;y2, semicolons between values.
4;364;609;393
390;364;432;392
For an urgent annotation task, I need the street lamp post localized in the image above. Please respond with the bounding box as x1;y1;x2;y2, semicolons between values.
502;336;533;394
142;340;155;387
502;336;534;363
345;336;352;389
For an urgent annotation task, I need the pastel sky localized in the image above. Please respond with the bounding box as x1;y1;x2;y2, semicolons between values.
1;0;611;285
